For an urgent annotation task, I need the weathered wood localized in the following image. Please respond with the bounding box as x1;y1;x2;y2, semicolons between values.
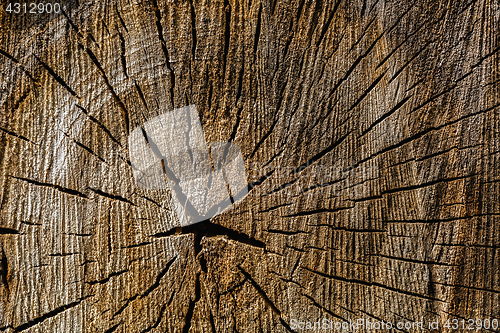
1;0;499;332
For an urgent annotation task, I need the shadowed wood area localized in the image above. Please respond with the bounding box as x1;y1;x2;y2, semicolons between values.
0;0;499;332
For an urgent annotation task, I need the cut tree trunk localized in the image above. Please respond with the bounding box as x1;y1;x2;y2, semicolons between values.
1;0;499;332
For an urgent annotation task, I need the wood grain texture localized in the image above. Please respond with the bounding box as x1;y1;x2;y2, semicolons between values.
0;0;499;332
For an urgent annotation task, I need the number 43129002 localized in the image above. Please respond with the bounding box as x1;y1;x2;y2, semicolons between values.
5;3;61;14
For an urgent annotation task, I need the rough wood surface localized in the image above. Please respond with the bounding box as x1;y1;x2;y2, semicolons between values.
1;0;499;332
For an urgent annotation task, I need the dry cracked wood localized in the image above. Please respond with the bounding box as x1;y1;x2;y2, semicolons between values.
0;0;499;332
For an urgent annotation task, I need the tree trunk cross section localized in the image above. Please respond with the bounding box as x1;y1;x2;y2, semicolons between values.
0;0;499;332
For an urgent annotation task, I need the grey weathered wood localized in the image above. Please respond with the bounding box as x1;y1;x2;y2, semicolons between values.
1;0;499;332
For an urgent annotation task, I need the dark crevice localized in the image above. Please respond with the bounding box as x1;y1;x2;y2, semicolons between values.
20;220;41;226
409;47;499;115
0;227;20;235
11;89;31;114
48;252;80;257
368;0;381;14
185;108;194;163
87;187;135;205
253;4;262;55
237;265;297;332
118;32;128;78
81;46;130;135
13;295;91;331
120;242;152;249
271;0;278;15
167;290;176;305
80;260;96;266
274;76;288;116
361;95;413;136
135;82;150;113
264;179;299;196
75;104;123;148
102;20;111;35
325;2;413;102
276;275;301;287
360;0;367;16
141;303;167;333
406;76;426;92
190;0;197;60
228;65;245;142
207;82;213;112
36;57;80;99
370;254;458;267
0;248;9;296
433;282;500;295
347;70;387;112
386;213;500;224
182;272;201;333
286;244;306;252
351;195;383;202
61;131;106;163
87;269;128;285
302;293;347;321
8;176;88;199
0;48;18;63
290;256;302;278
248;169;276;192
261;147;285;169
220;278;247;295
295;0;306;24
249;116;280;159
298;177;345;194
229;106;243;143
61;9;84;38
415;144;482;162
104;322;121;333
283;206;354;218
388;39;434;84
141;256;177;299
33;264;49;268
292;132;350;175
139;195;169;210
116;6;129;32
305;267;444;302
63;233;92;237
237;265;279;315
151;221;266;253
209;311;217;333
222;0;232;86
350;103;500;170
306;92;341;136
305;245;334;252
350;16;377;51
139;126;202;221
112;294;139;318
151;0;175;108
304;267;370;287
87;33;99;48
472;44;500;68
382;174;477;195
265;229;309;236
258;203;293;213
0;126;35;144
0;48;39;84
316;0;341;48
376;17;429;70
324;31;380;102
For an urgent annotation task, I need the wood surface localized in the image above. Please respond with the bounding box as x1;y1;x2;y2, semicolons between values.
0;0;499;332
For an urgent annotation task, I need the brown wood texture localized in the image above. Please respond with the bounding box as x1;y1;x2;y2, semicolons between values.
1;0;499;332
